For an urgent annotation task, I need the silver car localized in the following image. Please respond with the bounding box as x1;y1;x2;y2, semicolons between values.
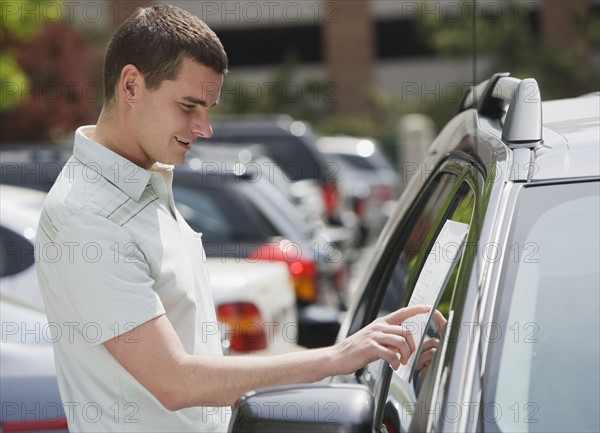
0;186;68;432
227;73;600;432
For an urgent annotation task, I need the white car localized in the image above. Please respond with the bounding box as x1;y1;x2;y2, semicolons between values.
1;292;68;432
0;182;299;429
1;183;298;429
0;183;298;353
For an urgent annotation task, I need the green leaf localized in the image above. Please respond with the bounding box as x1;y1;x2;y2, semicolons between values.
0;52;29;111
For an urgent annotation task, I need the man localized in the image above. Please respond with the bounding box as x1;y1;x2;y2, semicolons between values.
36;5;429;432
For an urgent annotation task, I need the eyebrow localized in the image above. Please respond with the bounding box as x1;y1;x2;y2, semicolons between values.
181;96;219;107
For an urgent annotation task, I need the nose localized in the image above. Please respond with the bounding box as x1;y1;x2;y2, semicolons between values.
190;110;213;139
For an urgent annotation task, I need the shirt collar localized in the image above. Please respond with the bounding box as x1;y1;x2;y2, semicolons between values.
72;125;174;202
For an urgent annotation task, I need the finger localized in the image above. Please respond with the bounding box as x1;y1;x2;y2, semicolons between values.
378;334;414;364
419;338;438;352
375;323;417;355
432;310;447;335
383;305;431;325
416;347;436;370
379;345;402;370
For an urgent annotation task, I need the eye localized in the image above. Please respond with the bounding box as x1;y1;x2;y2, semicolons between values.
180;103;195;111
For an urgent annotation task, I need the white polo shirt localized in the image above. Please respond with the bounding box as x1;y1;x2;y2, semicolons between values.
36;126;230;432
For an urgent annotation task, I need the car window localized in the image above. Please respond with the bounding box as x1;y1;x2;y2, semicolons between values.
482;181;600;433
174;186;233;236
172;185;277;250
342;158;477;432
388;187;475;408
377;180;474;316
0;226;35;277
347;158;481;334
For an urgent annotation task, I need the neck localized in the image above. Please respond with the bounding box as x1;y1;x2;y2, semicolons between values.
91;105;153;170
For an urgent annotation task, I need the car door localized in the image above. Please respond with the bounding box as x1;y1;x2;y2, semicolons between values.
333;141;490;432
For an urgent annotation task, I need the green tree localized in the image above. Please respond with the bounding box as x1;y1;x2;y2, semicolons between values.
418;0;599;100
1;0;57;111
1;0;103;143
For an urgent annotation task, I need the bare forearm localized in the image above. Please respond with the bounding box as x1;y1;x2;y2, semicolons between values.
105;306;431;411
171;347;338;409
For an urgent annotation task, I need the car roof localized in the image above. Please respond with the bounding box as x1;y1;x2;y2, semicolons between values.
316;136;379;156
533;93;600;180
211;114;303;132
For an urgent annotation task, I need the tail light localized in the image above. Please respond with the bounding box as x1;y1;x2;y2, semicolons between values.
216;302;267;352
248;241;318;304
321;182;340;221
288;259;317;303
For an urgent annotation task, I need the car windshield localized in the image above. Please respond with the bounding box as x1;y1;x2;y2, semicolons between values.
484;181;600;433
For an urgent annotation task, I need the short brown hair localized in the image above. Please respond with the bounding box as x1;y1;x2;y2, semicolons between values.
103;4;228;103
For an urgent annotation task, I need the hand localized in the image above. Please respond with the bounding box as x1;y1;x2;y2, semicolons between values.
416;309;447;379
333;305;432;374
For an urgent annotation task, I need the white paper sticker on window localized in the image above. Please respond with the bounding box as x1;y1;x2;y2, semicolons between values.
397;219;469;381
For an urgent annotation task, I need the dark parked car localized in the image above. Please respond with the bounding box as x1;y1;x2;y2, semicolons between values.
204;114;352;227
172;160;347;347
188;143;357;256
172;159;349;305
228;73;600;432
0;145;71;192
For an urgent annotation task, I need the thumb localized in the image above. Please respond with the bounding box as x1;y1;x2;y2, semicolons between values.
383;304;431;325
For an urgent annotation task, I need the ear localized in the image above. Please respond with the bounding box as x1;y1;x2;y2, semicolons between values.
118;64;144;105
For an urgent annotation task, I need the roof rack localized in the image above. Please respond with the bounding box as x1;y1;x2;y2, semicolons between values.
460;72;543;147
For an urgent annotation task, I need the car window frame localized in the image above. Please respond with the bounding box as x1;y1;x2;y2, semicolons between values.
329;117;508;431
409;133;511;433
329;148;486;431
371;155;485;432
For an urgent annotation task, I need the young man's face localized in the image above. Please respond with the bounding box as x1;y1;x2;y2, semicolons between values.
128;57;224;168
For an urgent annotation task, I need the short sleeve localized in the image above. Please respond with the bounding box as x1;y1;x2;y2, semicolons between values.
48;210;165;345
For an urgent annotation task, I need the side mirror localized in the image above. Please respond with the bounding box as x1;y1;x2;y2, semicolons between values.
229;383;374;433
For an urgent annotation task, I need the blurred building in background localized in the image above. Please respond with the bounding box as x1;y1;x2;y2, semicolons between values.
159;0;597;115
1;0;598;144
